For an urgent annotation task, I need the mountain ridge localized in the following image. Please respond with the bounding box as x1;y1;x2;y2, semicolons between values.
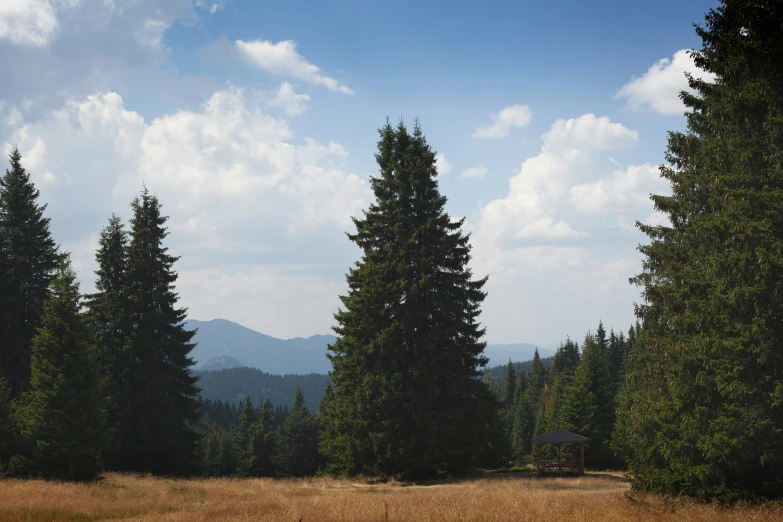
186;318;554;375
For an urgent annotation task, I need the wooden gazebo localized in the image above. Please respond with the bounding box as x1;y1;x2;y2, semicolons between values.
532;428;588;475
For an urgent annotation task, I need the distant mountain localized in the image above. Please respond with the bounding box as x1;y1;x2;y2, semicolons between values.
199;355;244;371
185;319;336;375
185;318;553;375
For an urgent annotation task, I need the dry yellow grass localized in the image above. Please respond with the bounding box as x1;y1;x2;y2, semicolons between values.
0;471;781;522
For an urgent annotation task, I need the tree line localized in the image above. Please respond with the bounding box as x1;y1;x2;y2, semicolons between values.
194;367;330;413
1;0;782;500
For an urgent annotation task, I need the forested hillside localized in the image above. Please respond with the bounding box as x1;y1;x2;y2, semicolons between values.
194;368;330;412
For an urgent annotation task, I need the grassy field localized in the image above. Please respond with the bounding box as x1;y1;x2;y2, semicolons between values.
1;471;781;522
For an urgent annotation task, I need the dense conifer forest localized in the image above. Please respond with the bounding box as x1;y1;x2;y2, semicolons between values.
1;0;782;501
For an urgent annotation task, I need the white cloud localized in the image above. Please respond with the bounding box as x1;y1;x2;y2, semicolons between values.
435;152;452;176
0;0;214;113
615;49;717;114
466;113;666;343
570;163;668;213
461;165;487;179
236;39;354;94
0;0;60;47
2;88;372;337
268;82;310;117
473;104;532;139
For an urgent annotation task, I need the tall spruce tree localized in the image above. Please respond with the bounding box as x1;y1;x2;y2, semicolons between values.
503;360;516;408
83;214;131;469
510;368;529;463
273;388;319;477
11;256;106;481
0;148;60;398
620;0;783;500
558;331;614;469
320;120;496;478
235;395;259;477
120;188;201;475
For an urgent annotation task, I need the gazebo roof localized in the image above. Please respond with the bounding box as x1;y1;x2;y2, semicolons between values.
531;428;589;444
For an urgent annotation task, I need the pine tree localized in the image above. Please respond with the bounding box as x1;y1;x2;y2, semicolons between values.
321;120;496;478
503;360;516;408
120;188;201;475
510;369;529;463
273;388;319;477
234;395;259;477
256;398;275;476
0;148;61;398
621;0;783;500
10;256;106;480
558;331;614;469
522;349;549;455
83;214;131;470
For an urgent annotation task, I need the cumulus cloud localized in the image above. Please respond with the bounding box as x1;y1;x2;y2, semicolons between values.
268;82;310;116
473;104;532;139
0;0;215;113
0;0;60;47
236;39;354;94
569;163;668;213
615;49;716;114
434;152;452;176
467;113;669;343
2;87;372;337
461;165;487;179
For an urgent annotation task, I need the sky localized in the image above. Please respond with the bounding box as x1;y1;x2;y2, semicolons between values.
1;0;719;347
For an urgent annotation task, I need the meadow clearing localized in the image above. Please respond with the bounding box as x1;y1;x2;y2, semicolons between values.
1;471;781;522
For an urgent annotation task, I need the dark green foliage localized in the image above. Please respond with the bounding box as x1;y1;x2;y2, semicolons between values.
558;330;615;469
552;338;580;379
620;0;783;500
11;257;105;481
83;215;131;470
198;422;235;477
321;120;497;478
0;148;60;398
234;395;259;477
273;388;319;477
201;398;240;430
502;360;516;408
194;367;330;412
0;377;13;471
119;188;201;475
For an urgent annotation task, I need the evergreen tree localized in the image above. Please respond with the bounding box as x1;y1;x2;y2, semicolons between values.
321;120;496;478
120;188;201;475
502;360;516;408
83;214;131;469
273;388;319;477
234;395;259;477
510;369;529;464
521;349;549;456
552;338;580;379
558;331;614;469
621;0;783;500
0;148;60;398
10;256;106;481
256;398;275;476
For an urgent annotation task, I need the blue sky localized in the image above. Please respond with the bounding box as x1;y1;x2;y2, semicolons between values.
1;0;718;347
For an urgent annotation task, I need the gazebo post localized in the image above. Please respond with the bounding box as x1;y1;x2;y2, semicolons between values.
557;444;562;476
580;441;584;474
